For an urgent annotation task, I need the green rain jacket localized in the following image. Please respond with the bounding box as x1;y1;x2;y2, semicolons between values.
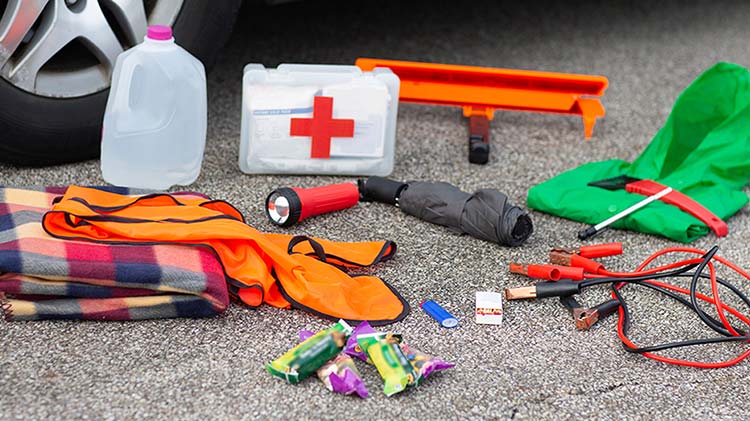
528;62;750;243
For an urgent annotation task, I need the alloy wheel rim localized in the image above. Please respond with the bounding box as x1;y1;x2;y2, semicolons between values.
0;0;183;98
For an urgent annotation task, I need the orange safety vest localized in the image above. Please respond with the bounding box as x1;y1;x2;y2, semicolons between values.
42;186;408;325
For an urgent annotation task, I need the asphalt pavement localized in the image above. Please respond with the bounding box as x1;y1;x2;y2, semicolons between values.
3;0;750;419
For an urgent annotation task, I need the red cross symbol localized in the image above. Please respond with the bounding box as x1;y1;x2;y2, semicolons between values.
290;96;355;159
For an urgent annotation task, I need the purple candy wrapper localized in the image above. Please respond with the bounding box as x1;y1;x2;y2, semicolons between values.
299;330;314;342
329;369;367;397
344;321;377;362
299;329;368;398
401;343;455;379
320;354;369;399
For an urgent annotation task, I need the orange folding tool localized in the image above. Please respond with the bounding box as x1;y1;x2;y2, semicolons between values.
355;58;608;164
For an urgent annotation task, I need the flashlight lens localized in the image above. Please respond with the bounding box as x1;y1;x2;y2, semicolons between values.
267;193;291;225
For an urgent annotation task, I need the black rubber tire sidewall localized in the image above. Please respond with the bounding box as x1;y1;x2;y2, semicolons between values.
0;0;242;167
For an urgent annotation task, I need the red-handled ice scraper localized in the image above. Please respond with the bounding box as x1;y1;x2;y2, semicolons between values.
586;175;728;237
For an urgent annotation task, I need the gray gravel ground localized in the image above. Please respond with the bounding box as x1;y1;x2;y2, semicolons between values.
3;0;750;419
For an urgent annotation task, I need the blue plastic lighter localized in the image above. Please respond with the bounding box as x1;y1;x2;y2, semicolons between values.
421;300;459;328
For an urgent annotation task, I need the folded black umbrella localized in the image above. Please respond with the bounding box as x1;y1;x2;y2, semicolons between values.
359;177;532;246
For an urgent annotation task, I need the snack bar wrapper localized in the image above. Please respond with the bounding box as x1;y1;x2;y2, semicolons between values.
317;353;369;398
266;320;352;384
357;332;420;396
299;329;369;398
344;321;455;380
400;343;455;379
345;321;377;362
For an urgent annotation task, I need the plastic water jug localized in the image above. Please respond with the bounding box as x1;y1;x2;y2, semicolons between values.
101;25;207;189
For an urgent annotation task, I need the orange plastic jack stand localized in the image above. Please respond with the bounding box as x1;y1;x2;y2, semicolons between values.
355;58;608;164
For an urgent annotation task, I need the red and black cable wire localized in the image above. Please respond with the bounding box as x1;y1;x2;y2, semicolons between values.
507;244;750;368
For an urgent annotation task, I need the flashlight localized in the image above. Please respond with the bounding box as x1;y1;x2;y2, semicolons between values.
265;182;360;227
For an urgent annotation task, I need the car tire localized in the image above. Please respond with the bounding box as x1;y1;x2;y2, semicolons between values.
0;0;242;167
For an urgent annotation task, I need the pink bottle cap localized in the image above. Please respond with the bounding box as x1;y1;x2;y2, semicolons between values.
147;25;172;41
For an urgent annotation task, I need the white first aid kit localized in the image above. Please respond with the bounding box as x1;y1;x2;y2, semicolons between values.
239;64;400;176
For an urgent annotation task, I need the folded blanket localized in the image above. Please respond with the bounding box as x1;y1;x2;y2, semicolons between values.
0;187;229;321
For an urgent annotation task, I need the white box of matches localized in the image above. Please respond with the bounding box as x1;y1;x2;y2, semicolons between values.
475;291;503;325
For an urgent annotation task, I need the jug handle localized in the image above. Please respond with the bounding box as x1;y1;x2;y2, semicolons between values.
113;61;139;113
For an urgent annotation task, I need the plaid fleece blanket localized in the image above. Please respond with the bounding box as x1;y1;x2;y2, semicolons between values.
0;187;229;321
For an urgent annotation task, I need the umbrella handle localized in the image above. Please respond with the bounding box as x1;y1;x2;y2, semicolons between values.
358;177;408;206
